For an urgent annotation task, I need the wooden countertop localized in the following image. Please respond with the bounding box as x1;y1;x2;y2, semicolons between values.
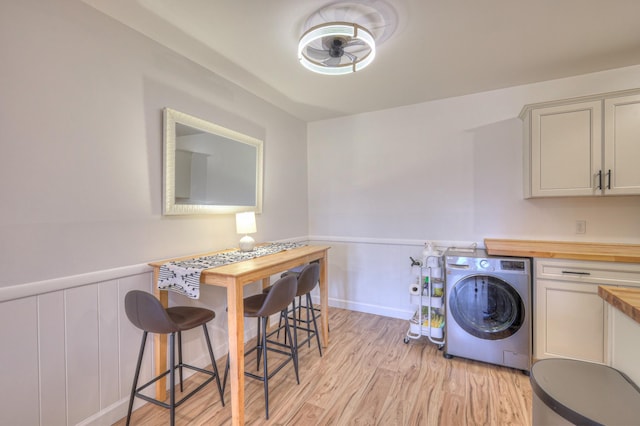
599;286;640;325
484;239;640;263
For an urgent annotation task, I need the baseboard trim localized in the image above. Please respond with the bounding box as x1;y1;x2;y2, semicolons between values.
311;295;412;320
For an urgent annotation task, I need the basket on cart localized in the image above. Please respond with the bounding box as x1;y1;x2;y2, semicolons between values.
408;306;444;339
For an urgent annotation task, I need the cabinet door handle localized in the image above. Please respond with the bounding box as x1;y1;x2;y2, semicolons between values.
607;169;611;190
561;270;591;276
597;170;602;190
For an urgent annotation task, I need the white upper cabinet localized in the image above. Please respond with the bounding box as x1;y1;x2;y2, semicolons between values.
521;89;640;198
528;100;602;197
604;93;640;195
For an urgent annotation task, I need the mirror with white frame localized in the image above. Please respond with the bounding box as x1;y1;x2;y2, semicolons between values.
163;108;263;215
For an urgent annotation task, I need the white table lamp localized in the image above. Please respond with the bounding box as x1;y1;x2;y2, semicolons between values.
236;211;257;252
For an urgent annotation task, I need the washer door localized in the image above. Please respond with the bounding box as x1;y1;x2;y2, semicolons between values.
449;274;524;340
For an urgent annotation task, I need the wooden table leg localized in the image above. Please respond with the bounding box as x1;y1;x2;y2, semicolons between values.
226;279;245;425
261;277;271;290
319;252;329;347
153;277;169;402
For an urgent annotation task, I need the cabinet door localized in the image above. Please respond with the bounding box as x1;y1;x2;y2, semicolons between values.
608;306;640;385
530;101;602;197
535;279;605;363
604;94;640;195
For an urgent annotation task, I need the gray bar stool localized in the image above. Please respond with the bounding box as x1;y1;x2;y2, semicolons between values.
530;358;640;425
124;290;224;426
266;262;323;356
223;273;299;419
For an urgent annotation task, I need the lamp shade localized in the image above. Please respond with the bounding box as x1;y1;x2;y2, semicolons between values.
236;211;257;234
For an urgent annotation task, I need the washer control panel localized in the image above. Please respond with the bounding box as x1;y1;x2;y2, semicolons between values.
445;249;529;275
500;259;526;271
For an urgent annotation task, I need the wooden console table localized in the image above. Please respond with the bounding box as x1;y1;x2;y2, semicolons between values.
148;244;330;425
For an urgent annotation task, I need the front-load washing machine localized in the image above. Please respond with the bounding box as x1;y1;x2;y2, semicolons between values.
444;248;531;372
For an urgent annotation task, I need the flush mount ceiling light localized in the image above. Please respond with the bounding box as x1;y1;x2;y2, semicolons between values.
297;22;376;75
297;0;397;76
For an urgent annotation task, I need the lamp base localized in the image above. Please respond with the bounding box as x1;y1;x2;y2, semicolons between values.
239;235;255;252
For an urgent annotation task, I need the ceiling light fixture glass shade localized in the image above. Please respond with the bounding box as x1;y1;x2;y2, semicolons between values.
298;22;376;75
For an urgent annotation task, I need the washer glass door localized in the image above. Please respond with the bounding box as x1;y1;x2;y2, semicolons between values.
449;274;524;340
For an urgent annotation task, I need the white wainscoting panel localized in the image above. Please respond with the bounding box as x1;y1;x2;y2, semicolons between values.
0;266;157;426
38;291;67;425
66;284;101;425
0;297;40;425
98;281;120;412
116;275;154;413
309;237;478;319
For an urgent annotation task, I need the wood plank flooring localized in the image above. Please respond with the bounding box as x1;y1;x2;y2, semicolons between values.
115;308;532;425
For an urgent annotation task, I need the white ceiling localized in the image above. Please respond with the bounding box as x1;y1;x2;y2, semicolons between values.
83;0;640;122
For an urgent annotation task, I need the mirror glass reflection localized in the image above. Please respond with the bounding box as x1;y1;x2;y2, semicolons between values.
163;108;263;215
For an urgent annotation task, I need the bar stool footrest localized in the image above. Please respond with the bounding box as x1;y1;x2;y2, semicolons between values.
134;363;219;409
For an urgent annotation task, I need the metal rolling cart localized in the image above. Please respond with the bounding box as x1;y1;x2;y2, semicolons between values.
404;251;445;348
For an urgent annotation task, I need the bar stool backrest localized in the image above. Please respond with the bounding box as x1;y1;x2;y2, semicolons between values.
296;263;320;296
256;274;297;317
125;290;178;334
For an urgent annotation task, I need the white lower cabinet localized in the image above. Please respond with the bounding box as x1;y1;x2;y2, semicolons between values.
534;258;640;363
535;278;605;362
607;306;640;385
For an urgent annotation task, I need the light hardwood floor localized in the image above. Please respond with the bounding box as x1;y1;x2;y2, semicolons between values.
116;307;532;425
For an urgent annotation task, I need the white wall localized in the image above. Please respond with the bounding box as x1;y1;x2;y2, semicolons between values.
308;66;640;319
0;0;309;289
0;0;307;424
